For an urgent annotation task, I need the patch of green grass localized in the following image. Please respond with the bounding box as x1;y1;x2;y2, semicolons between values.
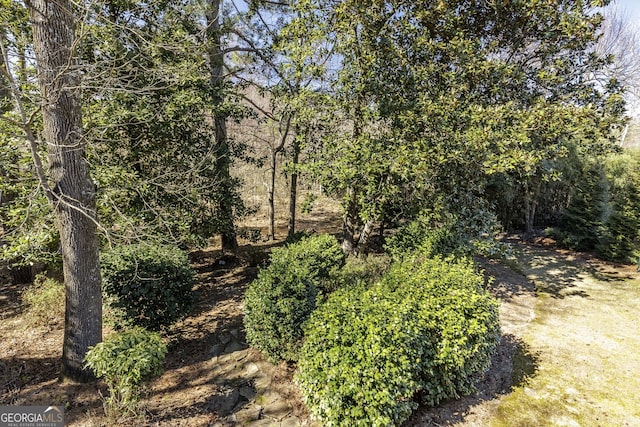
491;246;640;427
492;366;612;427
511;342;538;388
21;274;65;327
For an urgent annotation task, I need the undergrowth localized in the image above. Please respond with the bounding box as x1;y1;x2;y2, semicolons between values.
21;274;64;327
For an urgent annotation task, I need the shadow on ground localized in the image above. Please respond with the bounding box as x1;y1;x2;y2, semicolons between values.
404;334;539;426
0;356;106;426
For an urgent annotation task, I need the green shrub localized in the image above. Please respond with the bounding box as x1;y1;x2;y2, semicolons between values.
296;256;500;426
385;201;507;261
101;243;196;331
379;256;501;406
243;234;345;362
385;215;433;259
547;158;609;252
284;230;314;245
21;274;65;327
597;212;638;262
335;254;391;289
549;150;640;263
84;327;167;417
282;233;345;293
596;150;640;263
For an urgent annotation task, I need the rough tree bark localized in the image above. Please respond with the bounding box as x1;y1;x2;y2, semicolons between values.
206;0;238;253
26;0;102;381
354;218;375;257
342;87;365;255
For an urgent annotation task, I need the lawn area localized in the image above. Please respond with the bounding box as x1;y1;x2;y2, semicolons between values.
491;243;640;427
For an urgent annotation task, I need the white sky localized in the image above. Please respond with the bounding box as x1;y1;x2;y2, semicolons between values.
612;0;640;23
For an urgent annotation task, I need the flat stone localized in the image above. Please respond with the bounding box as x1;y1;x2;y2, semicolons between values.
225;341;246;353
234;404;262;423
239;384;257;400
210;343;225;357
254;376;272;393
206;388;240;416
262;399;291;419
280;416;302;427
244;362;260;377
219;333;232;345
246;419;274;427
254;390;280;406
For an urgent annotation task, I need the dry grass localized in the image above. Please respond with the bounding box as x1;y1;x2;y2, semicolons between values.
491;245;640;427
235;158;342;241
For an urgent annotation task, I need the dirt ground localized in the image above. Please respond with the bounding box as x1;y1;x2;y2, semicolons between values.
1;229;638;426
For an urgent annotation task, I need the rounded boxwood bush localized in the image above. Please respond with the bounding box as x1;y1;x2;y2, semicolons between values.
296;256;500;426
101;243;196;331
243;234;345;362
282;233;345;293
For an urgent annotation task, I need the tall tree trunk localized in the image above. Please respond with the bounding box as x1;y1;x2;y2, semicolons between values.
342;86;365;255
341;187;357;254
354;218;375;257
287;132;301;239
206;0;237;253
27;0;102;382
267;116;290;240
267;148;277;240
523;176;542;239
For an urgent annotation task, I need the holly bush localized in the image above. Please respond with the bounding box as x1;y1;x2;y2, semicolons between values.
100;243;196;331
385;202;507;261
84;327;167;416
243;234;344;362
296;256;500;426
281;233;346;292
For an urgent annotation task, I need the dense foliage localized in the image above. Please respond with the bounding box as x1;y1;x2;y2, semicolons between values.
100;243;196;331
243;234;344;362
81;1;251;248
280;233;346;292
280;0;624;254
84;328;167;415
597;150;640;261
21;274;64;327
1;0;630;265
385;199;507;261
1;0;637;406
549;149;640;262
296;256;500;426
0;2;55;266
